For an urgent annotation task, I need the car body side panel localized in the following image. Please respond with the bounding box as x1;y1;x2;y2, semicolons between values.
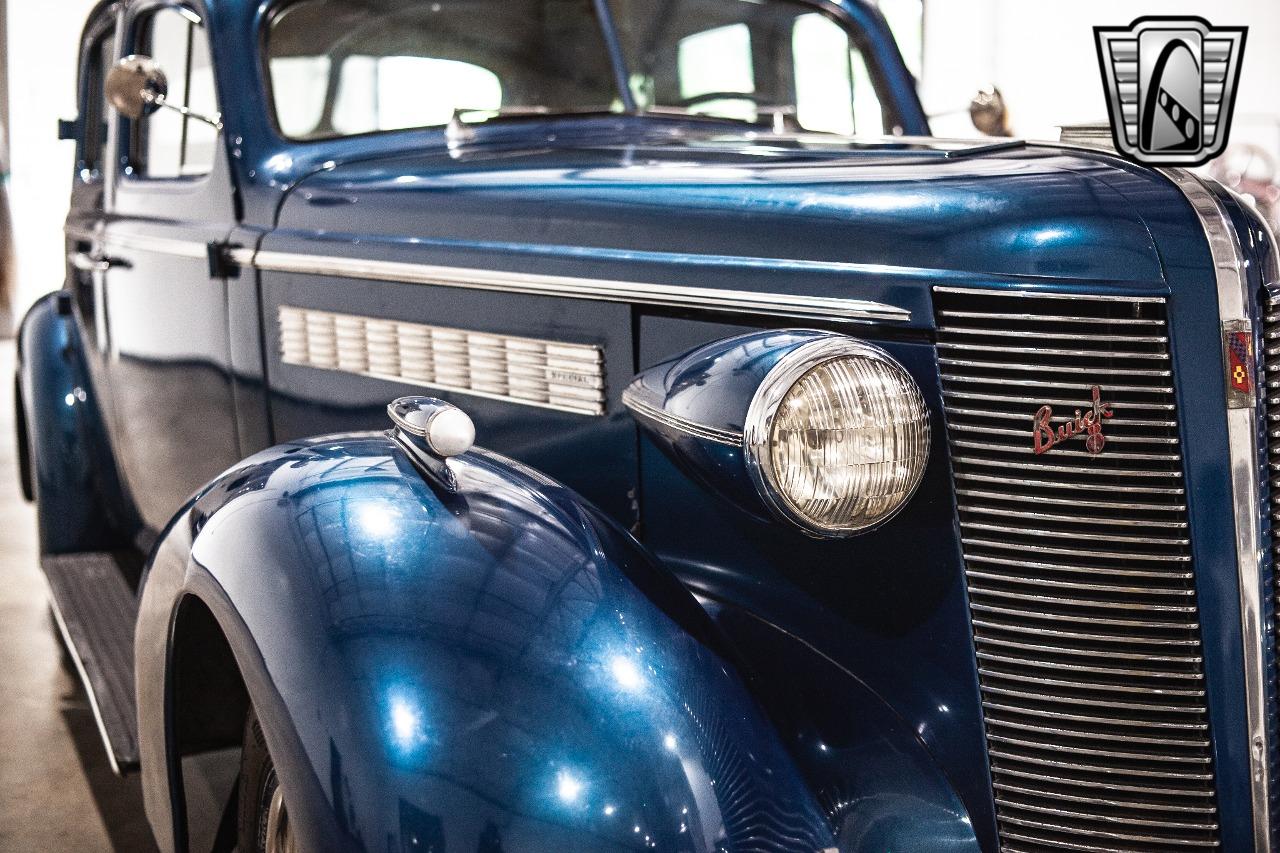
258;269;640;527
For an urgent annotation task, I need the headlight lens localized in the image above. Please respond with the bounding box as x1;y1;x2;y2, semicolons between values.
745;337;930;536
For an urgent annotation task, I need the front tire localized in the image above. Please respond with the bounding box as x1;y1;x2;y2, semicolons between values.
237;707;297;853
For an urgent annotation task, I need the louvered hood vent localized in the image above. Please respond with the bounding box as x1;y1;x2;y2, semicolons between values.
934;286;1221;851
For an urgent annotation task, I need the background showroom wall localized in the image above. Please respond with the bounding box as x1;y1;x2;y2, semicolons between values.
922;0;1280;151
6;0;99;331
2;0;1280;332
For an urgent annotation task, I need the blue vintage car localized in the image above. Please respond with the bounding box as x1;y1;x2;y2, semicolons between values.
15;0;1280;851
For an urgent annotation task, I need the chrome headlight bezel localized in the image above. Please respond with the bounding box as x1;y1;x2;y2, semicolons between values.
743;336;931;537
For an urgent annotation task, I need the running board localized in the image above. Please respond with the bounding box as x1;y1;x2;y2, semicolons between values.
42;552;140;774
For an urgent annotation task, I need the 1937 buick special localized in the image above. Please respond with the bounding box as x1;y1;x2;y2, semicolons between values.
15;0;1280;850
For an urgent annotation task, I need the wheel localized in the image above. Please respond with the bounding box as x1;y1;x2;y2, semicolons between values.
237;706;297;853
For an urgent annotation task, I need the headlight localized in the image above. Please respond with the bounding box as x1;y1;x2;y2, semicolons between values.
744;337;930;536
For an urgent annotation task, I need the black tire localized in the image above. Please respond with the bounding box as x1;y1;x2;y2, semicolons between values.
237;705;281;853
14;376;34;503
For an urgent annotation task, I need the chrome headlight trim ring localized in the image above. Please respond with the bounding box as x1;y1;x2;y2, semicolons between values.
743;335;931;538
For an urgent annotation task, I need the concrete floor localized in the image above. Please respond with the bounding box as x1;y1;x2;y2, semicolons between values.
0;339;159;851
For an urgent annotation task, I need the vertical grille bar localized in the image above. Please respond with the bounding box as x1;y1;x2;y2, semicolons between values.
934;286;1221;851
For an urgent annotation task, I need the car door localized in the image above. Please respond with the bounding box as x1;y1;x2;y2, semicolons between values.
98;1;241;536
65;11;116;381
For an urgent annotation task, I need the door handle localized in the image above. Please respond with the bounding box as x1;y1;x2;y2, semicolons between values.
69;251;131;272
70;251;110;273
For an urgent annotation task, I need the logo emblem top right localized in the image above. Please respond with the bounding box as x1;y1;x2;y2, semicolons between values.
1095;17;1247;166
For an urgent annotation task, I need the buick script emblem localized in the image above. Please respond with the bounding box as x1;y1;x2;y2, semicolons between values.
1033;386;1115;455
1095;17;1247;166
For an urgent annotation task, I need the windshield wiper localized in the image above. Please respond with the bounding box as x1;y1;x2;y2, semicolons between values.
642;104;802;134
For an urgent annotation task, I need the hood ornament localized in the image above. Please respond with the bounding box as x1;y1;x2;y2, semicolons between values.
1033;385;1114;455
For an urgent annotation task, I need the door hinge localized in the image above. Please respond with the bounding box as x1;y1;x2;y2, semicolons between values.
207;241;241;279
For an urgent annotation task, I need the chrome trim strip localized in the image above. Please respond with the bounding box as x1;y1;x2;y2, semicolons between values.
67;227;912;323
743;335;930;537
102;231;208;260
934;284;1166;303
620;388;743;447
1163;167;1271;851
252;249;910;323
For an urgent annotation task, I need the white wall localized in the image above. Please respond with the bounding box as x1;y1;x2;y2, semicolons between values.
921;0;1280;154
6;0;99;328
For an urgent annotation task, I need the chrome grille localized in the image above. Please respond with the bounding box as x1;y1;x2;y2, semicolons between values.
1265;289;1280;805
278;306;606;415
935;286;1220;851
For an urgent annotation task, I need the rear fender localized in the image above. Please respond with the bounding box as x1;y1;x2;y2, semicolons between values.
138;433;837;853
16;291;130;553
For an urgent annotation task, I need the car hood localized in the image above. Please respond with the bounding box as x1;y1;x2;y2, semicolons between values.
275;128;1191;319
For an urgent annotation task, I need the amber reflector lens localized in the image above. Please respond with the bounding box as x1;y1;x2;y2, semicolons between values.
767;353;930;533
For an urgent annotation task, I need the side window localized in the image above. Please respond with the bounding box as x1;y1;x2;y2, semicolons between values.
79;26;116;180
133;7;219;178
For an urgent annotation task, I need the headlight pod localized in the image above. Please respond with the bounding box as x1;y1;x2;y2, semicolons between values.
744;337;930;535
623;330;931;538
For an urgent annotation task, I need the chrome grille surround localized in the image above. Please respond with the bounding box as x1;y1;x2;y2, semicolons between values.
1163;168;1272;850
278;306;606;416
935;286;1222;851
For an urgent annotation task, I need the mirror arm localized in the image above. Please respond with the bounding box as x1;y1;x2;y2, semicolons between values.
144;91;223;132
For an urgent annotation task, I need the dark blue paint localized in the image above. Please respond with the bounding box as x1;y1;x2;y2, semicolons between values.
269;139;1169;326
628;330;824;435
17;0;1263;849
704;600;981;853
138;434;839;852
637;320;996;849
17;292;132;554
625;329;822;521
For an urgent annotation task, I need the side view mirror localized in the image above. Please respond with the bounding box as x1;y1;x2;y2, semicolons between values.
105;55;221;130
105;55;167;120
969;85;1011;137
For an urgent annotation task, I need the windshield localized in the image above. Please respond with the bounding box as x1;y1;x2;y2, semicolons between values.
609;0;884;135
265;0;888;141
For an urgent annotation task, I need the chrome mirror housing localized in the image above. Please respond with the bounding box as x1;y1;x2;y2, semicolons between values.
106;55;222;130
106;55;168;120
969;85;1012;137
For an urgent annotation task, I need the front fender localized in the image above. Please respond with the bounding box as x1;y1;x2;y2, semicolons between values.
138;433;837;853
